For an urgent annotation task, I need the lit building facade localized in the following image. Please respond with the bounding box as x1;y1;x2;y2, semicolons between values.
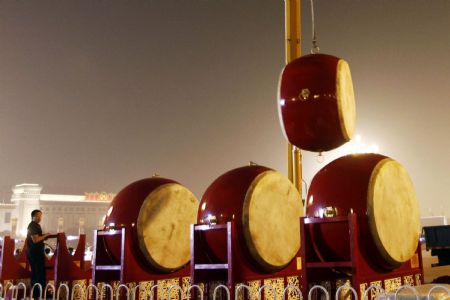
0;184;113;244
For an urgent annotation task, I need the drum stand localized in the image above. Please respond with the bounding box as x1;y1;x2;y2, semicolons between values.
0;233;90;298
299;213;424;300
191;221;303;300
191;223;234;300
52;233;91;287
0;236;30;285
92;227;191;300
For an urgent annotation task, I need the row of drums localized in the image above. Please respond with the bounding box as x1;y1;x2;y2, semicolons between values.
105;53;419;276
103;153;421;275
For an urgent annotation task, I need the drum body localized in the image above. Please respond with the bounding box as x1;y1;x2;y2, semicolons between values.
306;154;421;271
278;53;356;152
198;165;303;272
104;177;198;273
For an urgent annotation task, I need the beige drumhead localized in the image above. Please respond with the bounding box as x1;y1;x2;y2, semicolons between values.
368;158;421;267
242;171;303;271
137;183;198;272
336;59;356;142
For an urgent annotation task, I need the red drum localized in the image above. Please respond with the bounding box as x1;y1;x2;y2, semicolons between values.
104;177;198;272
278;53;356;152
306;154;421;270
198;164;303;272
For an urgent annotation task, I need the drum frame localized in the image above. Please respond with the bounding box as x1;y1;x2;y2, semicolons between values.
92;227;190;297
299;213;424;300
0;233;89;291
191;221;303;300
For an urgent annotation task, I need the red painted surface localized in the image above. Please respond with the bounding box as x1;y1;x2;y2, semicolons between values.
306;153;416;271
194;165;302;292
0;236;30;283
93;227;190;284
1;234;90;296
53;233;91;286
300;215;423;300
278;53;349;152
96;177;191;283
103;177;178;272
197;165;271;265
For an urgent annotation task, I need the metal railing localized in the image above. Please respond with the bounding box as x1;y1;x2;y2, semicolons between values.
0;282;448;300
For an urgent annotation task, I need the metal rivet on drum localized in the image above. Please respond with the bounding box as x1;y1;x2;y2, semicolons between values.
299;88;310;100
316;152;325;163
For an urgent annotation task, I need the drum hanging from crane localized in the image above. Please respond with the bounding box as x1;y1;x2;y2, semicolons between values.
278;53;356;152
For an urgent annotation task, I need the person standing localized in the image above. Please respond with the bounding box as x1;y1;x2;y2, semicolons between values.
26;209;51;298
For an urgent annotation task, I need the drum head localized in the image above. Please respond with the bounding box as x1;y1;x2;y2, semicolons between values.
242;171;303;271
336;59;356;142
137;183;198;272
368;158;421;267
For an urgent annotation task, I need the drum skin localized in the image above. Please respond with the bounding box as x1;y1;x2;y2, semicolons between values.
198;165;303;272
278;53;356;152
104;177;198;273
306;154;421;271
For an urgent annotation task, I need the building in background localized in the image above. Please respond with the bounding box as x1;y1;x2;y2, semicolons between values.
0;183;113;246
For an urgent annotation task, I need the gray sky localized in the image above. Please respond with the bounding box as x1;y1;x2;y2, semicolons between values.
1;1;449;218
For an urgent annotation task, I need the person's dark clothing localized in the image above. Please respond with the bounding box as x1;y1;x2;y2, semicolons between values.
26;221;46;298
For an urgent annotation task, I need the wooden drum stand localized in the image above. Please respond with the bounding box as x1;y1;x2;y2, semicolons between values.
299;214;423;300
191;221;303;300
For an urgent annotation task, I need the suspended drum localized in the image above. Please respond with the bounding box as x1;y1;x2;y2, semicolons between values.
278;53;356;152
198;164;303;272
306;153;421;270
104;177;198;272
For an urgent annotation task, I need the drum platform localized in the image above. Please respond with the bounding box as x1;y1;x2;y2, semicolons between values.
191;221;302;300
92;227;191;300
300;214;424;300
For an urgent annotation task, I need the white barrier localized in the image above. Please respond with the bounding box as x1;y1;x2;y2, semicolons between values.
87;283;99;300
335;284;357;300
363;284;385;300
4;283;14;299
283;285;303;300
149;284;163;300
187;285;204;300
131;284;147;300
57;283;70;300
11;285;18;300
427;285;450;300
30;283;43;300
308;285;330;300
14;282;27;300
0;280;449;300
235;285;253;300
71;284;84;300
168;285;184;300
394;285;420;300
100;284;114;300
214;284;230;300
258;285;276;300
44;283;56;300
115;284;129;300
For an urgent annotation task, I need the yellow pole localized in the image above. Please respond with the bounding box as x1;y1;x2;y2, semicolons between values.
284;0;303;196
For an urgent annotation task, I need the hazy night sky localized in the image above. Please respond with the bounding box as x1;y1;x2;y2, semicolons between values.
1;1;449;218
